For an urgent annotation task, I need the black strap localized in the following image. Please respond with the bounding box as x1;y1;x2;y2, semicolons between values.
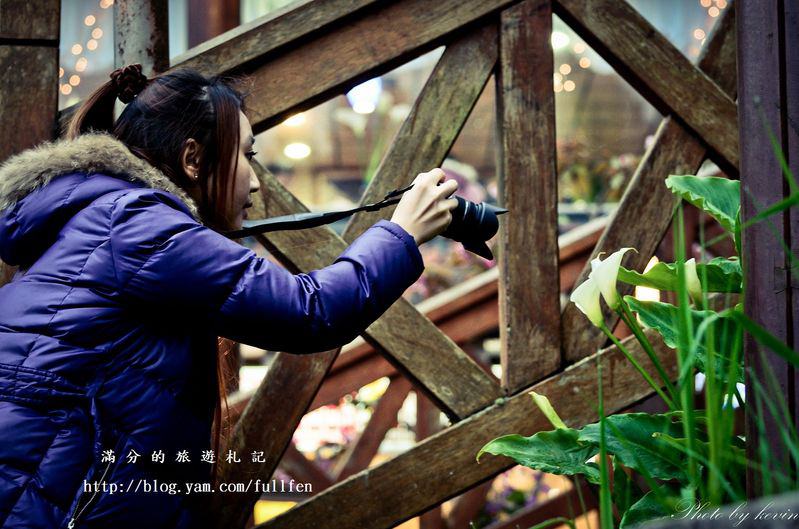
221;184;413;239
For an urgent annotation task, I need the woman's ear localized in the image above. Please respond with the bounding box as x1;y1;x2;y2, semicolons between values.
180;138;203;183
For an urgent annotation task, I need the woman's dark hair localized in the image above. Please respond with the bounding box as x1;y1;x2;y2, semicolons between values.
66;66;253;487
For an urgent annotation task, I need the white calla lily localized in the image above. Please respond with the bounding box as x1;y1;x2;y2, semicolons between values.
684;258;703;303
588;247;637;311
569;276;604;327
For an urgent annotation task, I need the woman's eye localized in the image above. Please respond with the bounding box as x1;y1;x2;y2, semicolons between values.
245;151;258;160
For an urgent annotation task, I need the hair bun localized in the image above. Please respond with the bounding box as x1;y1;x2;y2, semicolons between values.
110;63;148;103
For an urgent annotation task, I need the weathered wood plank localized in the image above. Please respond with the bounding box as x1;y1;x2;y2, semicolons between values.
342;22;497;241
333;377;413;481
258;329;677;529
0;0;59;41
553;0;739;173
736;0;796;495
561;5;739;363
446;481;493;529
496;0;561;392
114;0;170;75
417;391;444;529
279;441;334;493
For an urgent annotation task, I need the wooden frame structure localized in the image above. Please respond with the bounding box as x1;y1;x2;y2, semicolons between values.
0;0;744;527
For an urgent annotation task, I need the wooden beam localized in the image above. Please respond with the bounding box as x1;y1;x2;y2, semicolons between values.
496;0;561;392
0;0;59;160
114;0;170;74
0;0;60;287
187;0;239;49
279;441;334;493
553;0;739;173
560;5;739;363
737;0;797;495
257;329;677;529
333;377;413;481
445;481;493;529
417;391;444;529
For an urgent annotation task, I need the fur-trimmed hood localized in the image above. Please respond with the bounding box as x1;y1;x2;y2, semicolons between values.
0;131;199;218
0;132;200;267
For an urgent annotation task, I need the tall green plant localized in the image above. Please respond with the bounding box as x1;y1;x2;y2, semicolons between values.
477;168;799;527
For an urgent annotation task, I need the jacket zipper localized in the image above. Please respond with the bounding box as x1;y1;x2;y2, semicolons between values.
66;458;114;529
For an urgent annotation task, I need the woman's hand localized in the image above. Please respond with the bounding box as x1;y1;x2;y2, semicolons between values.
390;169;459;245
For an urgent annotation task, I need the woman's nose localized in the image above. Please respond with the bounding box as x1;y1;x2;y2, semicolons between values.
249;169;260;193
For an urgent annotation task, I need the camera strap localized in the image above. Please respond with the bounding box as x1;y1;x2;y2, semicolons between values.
221;184;414;239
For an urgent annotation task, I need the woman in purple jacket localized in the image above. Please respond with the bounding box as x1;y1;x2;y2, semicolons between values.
0;64;457;528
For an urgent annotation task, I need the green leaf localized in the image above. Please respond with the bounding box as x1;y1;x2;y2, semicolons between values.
530;391;568;429
578;413;688;481
619;488;681;528
477;429;600;484
624;296;743;383
617;257;742;293
666;175;740;235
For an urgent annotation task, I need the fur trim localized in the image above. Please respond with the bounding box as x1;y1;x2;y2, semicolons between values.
0;131;200;220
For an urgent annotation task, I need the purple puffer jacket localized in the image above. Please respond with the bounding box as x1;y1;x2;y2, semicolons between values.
0;132;423;528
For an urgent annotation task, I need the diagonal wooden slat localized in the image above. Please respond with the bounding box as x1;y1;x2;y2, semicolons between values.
332;376;413;481
553;0;739;173
257;329;677;529
211;31;504;528
496;0;561;392
560;4;739;363
279;441;335;493
342;23;498;241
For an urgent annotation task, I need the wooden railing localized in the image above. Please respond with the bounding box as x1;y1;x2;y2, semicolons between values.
0;1;740;528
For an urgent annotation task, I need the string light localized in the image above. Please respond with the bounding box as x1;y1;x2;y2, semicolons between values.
579;57;591;68
71;44;82;55
69;75;81;86
60;84;72;95
99;0;114;8
59;67;64;78
284;143;311;160
84;15;96;26
75;57;88;72
559;63;571;75
573;42;586;54
87;39;98;51
693;28;706;40
554;73;563;83
716;0;727;7
92;28;103;39
708;6;720;16
563;80;576;92
700;0;711;6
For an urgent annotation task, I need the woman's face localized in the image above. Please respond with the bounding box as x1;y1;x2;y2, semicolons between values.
228;110;260;229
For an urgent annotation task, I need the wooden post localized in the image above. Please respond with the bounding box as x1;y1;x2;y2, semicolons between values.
496;0;561;391
0;0;60;287
187;0;239;49
114;0;170;75
737;0;799;495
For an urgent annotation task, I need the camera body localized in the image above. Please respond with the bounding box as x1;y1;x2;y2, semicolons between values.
441;197;507;260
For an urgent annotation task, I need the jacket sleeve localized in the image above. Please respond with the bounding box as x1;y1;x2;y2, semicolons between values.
108;189;424;353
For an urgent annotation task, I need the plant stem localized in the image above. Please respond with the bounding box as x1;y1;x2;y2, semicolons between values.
618;302;678;404
599;323;676;410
